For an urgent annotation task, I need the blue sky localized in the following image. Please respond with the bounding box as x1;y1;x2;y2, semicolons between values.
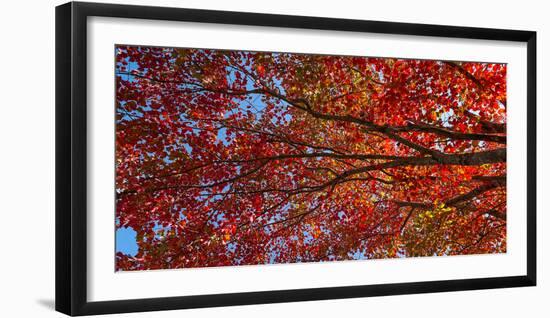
116;227;138;256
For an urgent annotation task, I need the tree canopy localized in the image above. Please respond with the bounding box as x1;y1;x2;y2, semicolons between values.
115;46;506;271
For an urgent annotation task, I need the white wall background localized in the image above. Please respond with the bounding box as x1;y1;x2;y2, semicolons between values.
0;0;546;317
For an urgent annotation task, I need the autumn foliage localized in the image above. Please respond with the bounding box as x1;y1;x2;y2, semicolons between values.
115;45;506;271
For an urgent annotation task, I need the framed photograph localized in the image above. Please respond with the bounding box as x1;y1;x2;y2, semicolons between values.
55;1;536;316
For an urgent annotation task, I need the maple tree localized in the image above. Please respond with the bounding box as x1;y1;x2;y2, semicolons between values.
115;45;506;271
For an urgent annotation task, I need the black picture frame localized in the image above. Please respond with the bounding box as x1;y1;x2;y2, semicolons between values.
55;1;537;316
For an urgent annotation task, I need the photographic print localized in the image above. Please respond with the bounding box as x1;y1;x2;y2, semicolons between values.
115;45;507;271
